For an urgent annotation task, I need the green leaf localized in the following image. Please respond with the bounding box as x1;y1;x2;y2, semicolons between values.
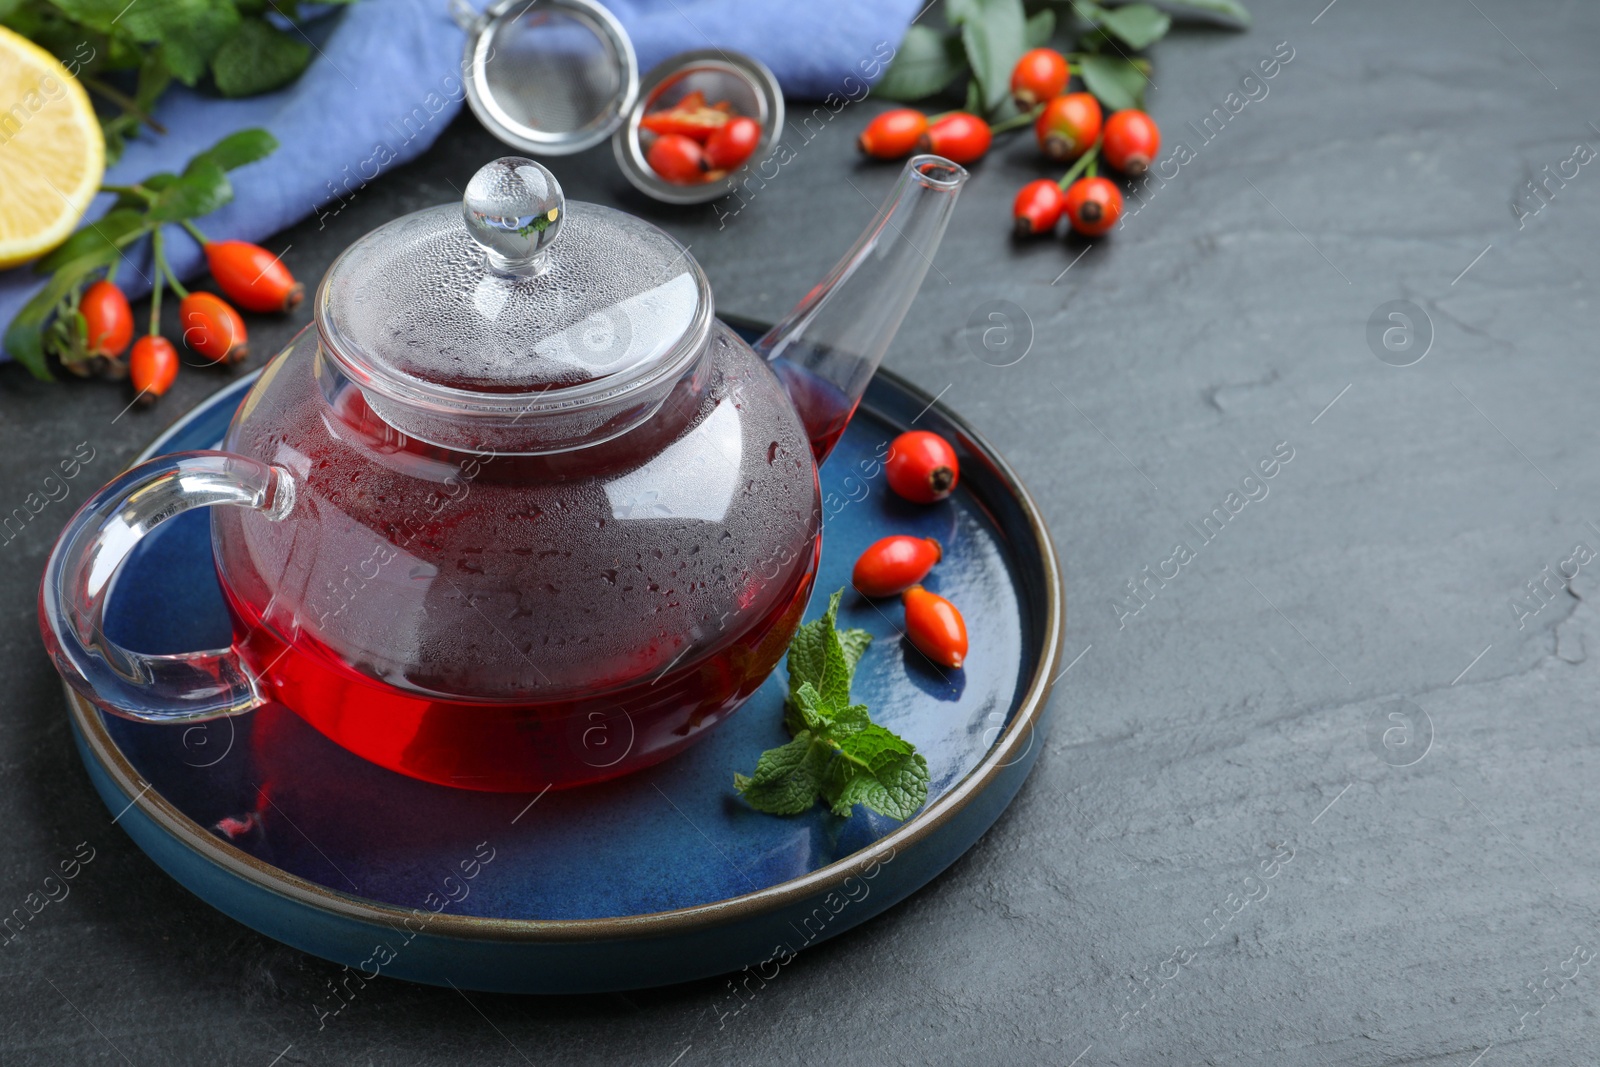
1077;26;1111;52
211;18;311;97
1025;7;1056;47
828;703;871;740
4;249;115;381
734;734;829;815
789;682;831;733
824;725;929;820
192;127;278;172
1096;2;1170;49
785;589;853;709
838;628;872;678
784;603;828;703
41;0;131;33
956;0;1029;114
1153;0;1251;27
150;157;233;221
741;586;922;819
1079;52;1147;110
34;209;149;274
120;0;241;85
873;24;966;102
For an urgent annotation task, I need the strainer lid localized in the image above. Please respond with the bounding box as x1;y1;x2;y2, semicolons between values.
317;157;710;406
454;0;639;156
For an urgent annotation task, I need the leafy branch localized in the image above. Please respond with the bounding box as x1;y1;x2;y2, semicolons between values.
875;0;1251;117
3;127;277;380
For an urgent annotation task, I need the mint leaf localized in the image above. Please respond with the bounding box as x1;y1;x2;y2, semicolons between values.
829;703;871;740
734;734;830;815
824;725;929;821
212;18;311;97
838;627;872;678
119;0;242;85
784;601;829;702
785;589;853;710
738;588;926;821
789;682;831;733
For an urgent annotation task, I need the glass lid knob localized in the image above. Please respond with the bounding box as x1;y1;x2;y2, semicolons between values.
463;156;565;276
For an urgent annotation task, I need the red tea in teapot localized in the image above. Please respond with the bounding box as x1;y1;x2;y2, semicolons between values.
213;339;821;792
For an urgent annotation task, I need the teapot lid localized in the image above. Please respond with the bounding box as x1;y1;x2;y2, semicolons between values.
316;157;712;446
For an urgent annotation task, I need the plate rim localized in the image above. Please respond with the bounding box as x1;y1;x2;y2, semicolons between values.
64;362;1064;944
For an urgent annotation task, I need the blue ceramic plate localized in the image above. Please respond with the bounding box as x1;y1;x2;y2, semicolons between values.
63;335;1062;994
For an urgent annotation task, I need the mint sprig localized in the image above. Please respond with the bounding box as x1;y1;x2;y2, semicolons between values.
734;590;930;821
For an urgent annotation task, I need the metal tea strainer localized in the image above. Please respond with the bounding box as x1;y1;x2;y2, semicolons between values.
454;0;783;204
453;0;640;156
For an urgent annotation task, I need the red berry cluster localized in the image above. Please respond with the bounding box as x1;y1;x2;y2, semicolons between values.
641;91;762;184
1009;48;1161;239
850;430;970;669
77;239;301;404
858;108;994;165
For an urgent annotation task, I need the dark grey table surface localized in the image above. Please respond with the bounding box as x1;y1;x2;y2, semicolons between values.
4;0;1599;1063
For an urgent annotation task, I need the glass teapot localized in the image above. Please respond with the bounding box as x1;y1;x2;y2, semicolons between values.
41;155;966;792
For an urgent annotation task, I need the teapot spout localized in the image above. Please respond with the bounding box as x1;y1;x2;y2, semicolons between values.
755;155;967;464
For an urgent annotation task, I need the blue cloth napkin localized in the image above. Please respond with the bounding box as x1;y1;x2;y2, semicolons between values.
0;0;920;364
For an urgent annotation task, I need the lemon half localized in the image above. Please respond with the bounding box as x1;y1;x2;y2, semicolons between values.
0;27;104;270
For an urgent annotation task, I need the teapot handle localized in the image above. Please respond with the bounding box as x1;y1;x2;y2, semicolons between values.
40;451;295;724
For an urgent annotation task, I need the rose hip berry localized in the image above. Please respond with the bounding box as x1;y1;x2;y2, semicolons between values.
859;108;928;160
129;336;178;402
1011;48;1071;108
705;115;761;171
902;585;968;669
80;279;133;357
1064;176;1124;237
1102;109;1161;176
1035;92;1102;161
918;112;991;165
179;292;249;364
886;430;959;504
1013;179;1068;237
204;241;302;314
640;90;730;142
853;535;943;598
646;133;708;184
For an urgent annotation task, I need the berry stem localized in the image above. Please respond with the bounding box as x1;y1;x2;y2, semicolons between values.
147;230;165;338
151;232;189;299
100;183;155;202
1056;140;1102;189
83;78;168;135
179;220;211;247
988;103;1045;134
162;259;188;299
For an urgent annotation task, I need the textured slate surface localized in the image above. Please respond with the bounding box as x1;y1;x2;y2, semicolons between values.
3;0;1599;1062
